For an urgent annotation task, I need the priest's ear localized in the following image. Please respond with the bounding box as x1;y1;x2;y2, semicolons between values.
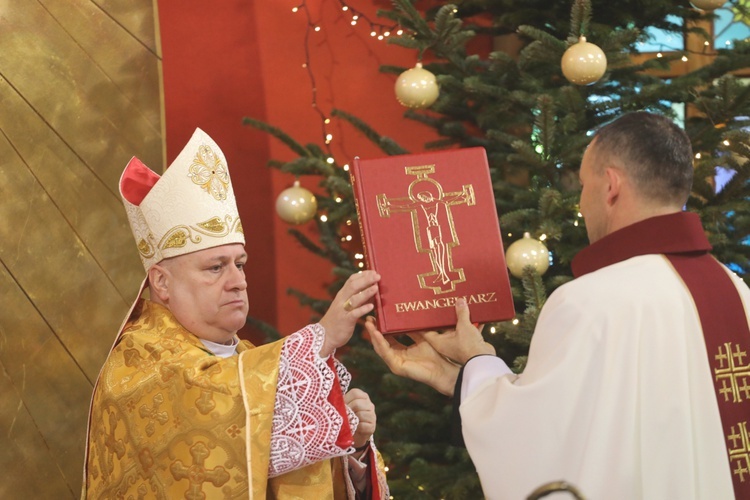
604;166;623;207
148;263;171;303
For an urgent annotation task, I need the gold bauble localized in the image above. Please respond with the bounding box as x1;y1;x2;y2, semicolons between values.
561;36;607;86
276;180;318;224
395;62;439;109
506;232;550;278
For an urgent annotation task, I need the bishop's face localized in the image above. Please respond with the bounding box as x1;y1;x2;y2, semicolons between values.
159;243;249;344
578;140;609;244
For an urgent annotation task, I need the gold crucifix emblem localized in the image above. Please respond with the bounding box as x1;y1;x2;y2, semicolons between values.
715;342;750;403
376;164;475;294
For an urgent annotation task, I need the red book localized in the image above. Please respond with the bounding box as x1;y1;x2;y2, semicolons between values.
351;147;515;334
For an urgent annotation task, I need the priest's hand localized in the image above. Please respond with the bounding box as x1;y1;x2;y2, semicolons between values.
319;271;380;358
346;388;376;457
366;316;460;396
423;298;496;365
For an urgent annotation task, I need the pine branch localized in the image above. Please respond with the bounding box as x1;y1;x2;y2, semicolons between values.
280;156;334;177
242;116;310;158
287;228;327;258
331;109;410;155
244;316;281;342
569;0;592;39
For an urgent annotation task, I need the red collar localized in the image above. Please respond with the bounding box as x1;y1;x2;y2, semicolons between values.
571;212;712;278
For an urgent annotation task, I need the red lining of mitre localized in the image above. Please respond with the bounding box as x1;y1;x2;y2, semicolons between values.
120;157;161;205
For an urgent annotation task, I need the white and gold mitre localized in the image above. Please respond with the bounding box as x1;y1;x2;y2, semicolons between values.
120;128;245;271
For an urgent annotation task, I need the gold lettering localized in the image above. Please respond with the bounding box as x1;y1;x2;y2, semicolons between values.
393;291;499;313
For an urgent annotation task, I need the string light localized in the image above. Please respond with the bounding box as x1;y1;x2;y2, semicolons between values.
289;2;404;153
320;214;328;222
293;1;332;150
723;139;731;146
512;318;520;325
681;55;689;62
695;152;702;159
336;0;399;40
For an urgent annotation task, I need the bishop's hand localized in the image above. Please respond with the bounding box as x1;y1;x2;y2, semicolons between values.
319;270;380;358
345;388;376;454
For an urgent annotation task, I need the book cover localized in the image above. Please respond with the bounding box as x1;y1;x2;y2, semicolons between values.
351;147;515;334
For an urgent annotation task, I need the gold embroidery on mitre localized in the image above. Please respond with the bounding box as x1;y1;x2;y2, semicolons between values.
196;216;226;234
137;238;155;258
714;342;750;403
727;421;750;482
163;230;188;249
234;218;243;234
188;144;229;201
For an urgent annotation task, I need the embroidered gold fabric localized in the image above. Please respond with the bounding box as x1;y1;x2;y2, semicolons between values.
137;238;155;258
137;216;244;258
197;216;227;233
189;144;229;201
715;341;750;483
83;300;356;499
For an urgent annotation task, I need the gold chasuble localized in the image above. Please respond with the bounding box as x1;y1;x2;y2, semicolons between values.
83;300;360;499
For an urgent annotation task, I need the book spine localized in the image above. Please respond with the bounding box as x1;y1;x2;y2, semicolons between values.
350;158;385;329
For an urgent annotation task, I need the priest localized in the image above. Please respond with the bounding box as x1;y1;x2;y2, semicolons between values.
367;111;749;499
83;128;389;499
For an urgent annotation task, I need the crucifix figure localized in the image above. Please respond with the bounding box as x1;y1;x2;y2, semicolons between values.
377;164;475;294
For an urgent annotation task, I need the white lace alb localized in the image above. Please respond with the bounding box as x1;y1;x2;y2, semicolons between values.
268;324;357;477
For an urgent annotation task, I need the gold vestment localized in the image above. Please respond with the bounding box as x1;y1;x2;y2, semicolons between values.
83;299;384;499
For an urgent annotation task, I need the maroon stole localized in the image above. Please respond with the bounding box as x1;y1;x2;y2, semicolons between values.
572;212;750;497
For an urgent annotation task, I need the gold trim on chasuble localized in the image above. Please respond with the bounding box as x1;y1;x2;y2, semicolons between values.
85;300;281;499
715;341;750;482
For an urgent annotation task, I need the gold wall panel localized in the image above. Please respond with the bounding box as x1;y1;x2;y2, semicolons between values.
0;0;162;497
0;263;91;498
0;0;162;189
0;132;128;379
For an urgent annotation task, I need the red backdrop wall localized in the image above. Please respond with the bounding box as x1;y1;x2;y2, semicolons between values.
158;0;440;337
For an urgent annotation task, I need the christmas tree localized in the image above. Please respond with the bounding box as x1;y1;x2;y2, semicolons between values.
244;0;750;497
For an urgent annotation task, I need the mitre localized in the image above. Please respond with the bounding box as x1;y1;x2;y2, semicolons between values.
119;128;245;271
